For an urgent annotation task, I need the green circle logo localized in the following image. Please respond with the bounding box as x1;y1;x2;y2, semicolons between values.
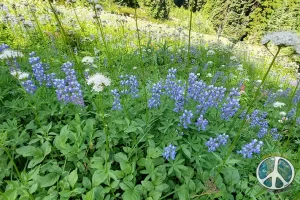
256;156;295;190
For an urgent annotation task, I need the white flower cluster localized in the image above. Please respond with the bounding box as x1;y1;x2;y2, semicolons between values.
86;73;111;92
0;49;24;59
10;69;29;80
261;31;300;53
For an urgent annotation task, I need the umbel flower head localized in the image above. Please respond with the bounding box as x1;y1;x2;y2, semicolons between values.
261;31;300;53
86;73;111;92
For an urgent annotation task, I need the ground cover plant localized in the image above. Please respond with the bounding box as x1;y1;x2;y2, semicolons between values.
0;0;300;199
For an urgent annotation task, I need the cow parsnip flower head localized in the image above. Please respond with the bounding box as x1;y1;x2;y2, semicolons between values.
87;73;111;92
261;31;300;51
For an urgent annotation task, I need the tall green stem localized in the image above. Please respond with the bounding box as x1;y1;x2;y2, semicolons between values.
134;1;148;125
223;46;282;163
47;0;80;72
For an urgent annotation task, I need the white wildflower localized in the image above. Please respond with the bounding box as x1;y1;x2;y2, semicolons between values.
133;66;137;70
207;61;213;66
278;119;283;123
237;66;244;71
10;70;29;80
230;56;237;61
277;89;283;93
87;73;111;92
256;80;262;83
0;49;24;59
82;56;94;65
206;50;215;56
279;111;286;116
261;31;300;49
206;73;212;78
273;101;286;108
196;73;200;76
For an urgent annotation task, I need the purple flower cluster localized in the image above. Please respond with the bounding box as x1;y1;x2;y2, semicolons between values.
195;85;226;115
164;68;185;112
205;134;229;152
162;144;177;160
179;110;193;129
120;74;139;98
195;115;208;131
0;43;9;52
53;62;84;106
21;80;37;94
237;139;263;158
270;128;282;141
221;88;240;120
111;89;122;110
148;81;163;108
248;110;269;138
264;88;291;106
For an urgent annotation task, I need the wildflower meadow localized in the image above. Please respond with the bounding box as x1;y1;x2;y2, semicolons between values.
0;0;300;199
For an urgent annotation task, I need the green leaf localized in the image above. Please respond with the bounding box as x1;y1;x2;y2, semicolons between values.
181;145;191;159
114;152;129;163
123;187;141;200
40;173;60;188
149;190;162;200
41;141;51;157
111;180;120;189
28;156;44;168
141;180;154;191
83;177;92;190
177;185;188;200
147;147;161;159
222;168;240;185
155;183;169;192
16;146;37;157
68;168;78;188
92;170;108;187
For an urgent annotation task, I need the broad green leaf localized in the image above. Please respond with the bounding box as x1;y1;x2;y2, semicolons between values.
147;147;161;159
68;168;78;188
141;180;154;190
177;185;188;200
28;156;44;168
2;189;17;200
155;183;169;192
149;190;162;200
222;168;240;185
120;181;134;191
181;145;191;159
16;146;37;157
92;170;108;187
123;188;141;200
83;177;92;190
111;180;120;189
41;141;51;157
120;162;131;174
114;152;129;163
85;189;94;200
39;173;60;188
59;190;71;198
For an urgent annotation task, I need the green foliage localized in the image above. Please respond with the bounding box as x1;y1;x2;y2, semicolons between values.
114;0;139;8
150;0;170;19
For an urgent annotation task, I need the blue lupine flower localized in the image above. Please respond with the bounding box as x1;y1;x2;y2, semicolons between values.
120;74;139;98
148;81;163;108
221;88;240;121
46;73;56;87
257;127;268;138
162;144;177;160
21;79;37;94
293;89;300;104
296;117;300;125
0;44;9;52
31;62;47;85
211;71;224;85
195;115;208;131
53;62;84;106
164;68;185;112
270;128;282;141
111;89;122;110
179;110;193;129
250;110;267;128
287;108;296;119
237;139;263;158
205;133;229;152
